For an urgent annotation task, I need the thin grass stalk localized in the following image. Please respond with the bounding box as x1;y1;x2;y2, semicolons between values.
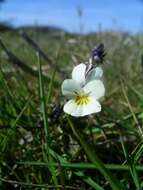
49;149;105;190
120;134;141;190
1;95;32;151
37;52;60;189
37;52;49;144
18;161;143;171
120;79;143;139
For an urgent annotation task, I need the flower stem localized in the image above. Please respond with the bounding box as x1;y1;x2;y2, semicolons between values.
67;116;125;190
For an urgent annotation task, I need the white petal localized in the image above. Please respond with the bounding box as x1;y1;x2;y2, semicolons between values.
62;79;81;98
82;97;101;116
72;63;86;85
83;80;105;100
63;97;101;117
86;67;103;83
63;99;83;117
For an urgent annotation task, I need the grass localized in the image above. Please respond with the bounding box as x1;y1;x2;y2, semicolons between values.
0;28;143;189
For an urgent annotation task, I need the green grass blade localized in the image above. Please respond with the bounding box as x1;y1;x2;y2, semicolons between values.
0;95;32;151
18;161;143;171
37;52;49;144
49;149;105;190
120;134;141;190
37;52;59;189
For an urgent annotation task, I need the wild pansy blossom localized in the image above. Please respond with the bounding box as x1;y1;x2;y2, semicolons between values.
62;63;105;117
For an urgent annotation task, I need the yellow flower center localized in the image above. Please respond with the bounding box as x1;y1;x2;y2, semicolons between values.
75;95;90;106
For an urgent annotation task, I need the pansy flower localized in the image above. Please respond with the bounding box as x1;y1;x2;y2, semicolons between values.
62;63;105;117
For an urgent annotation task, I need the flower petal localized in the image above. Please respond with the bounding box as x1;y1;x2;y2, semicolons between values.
62;79;82;98
83;80;105;100
63;97;101;117
63;99;83;117
82;97;101;116
86;67;103;83
72;63;86;85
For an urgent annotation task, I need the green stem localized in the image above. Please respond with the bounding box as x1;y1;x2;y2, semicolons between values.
18;161;143;171
67;116;125;190
37;53;59;189
37;52;49;143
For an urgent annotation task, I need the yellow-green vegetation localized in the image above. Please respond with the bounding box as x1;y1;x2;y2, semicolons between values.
0;28;143;190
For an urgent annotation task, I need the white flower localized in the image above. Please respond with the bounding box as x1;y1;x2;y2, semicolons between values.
72;63;103;85
62;63;105;117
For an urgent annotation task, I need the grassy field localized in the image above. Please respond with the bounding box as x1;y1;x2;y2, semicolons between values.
0;28;143;190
